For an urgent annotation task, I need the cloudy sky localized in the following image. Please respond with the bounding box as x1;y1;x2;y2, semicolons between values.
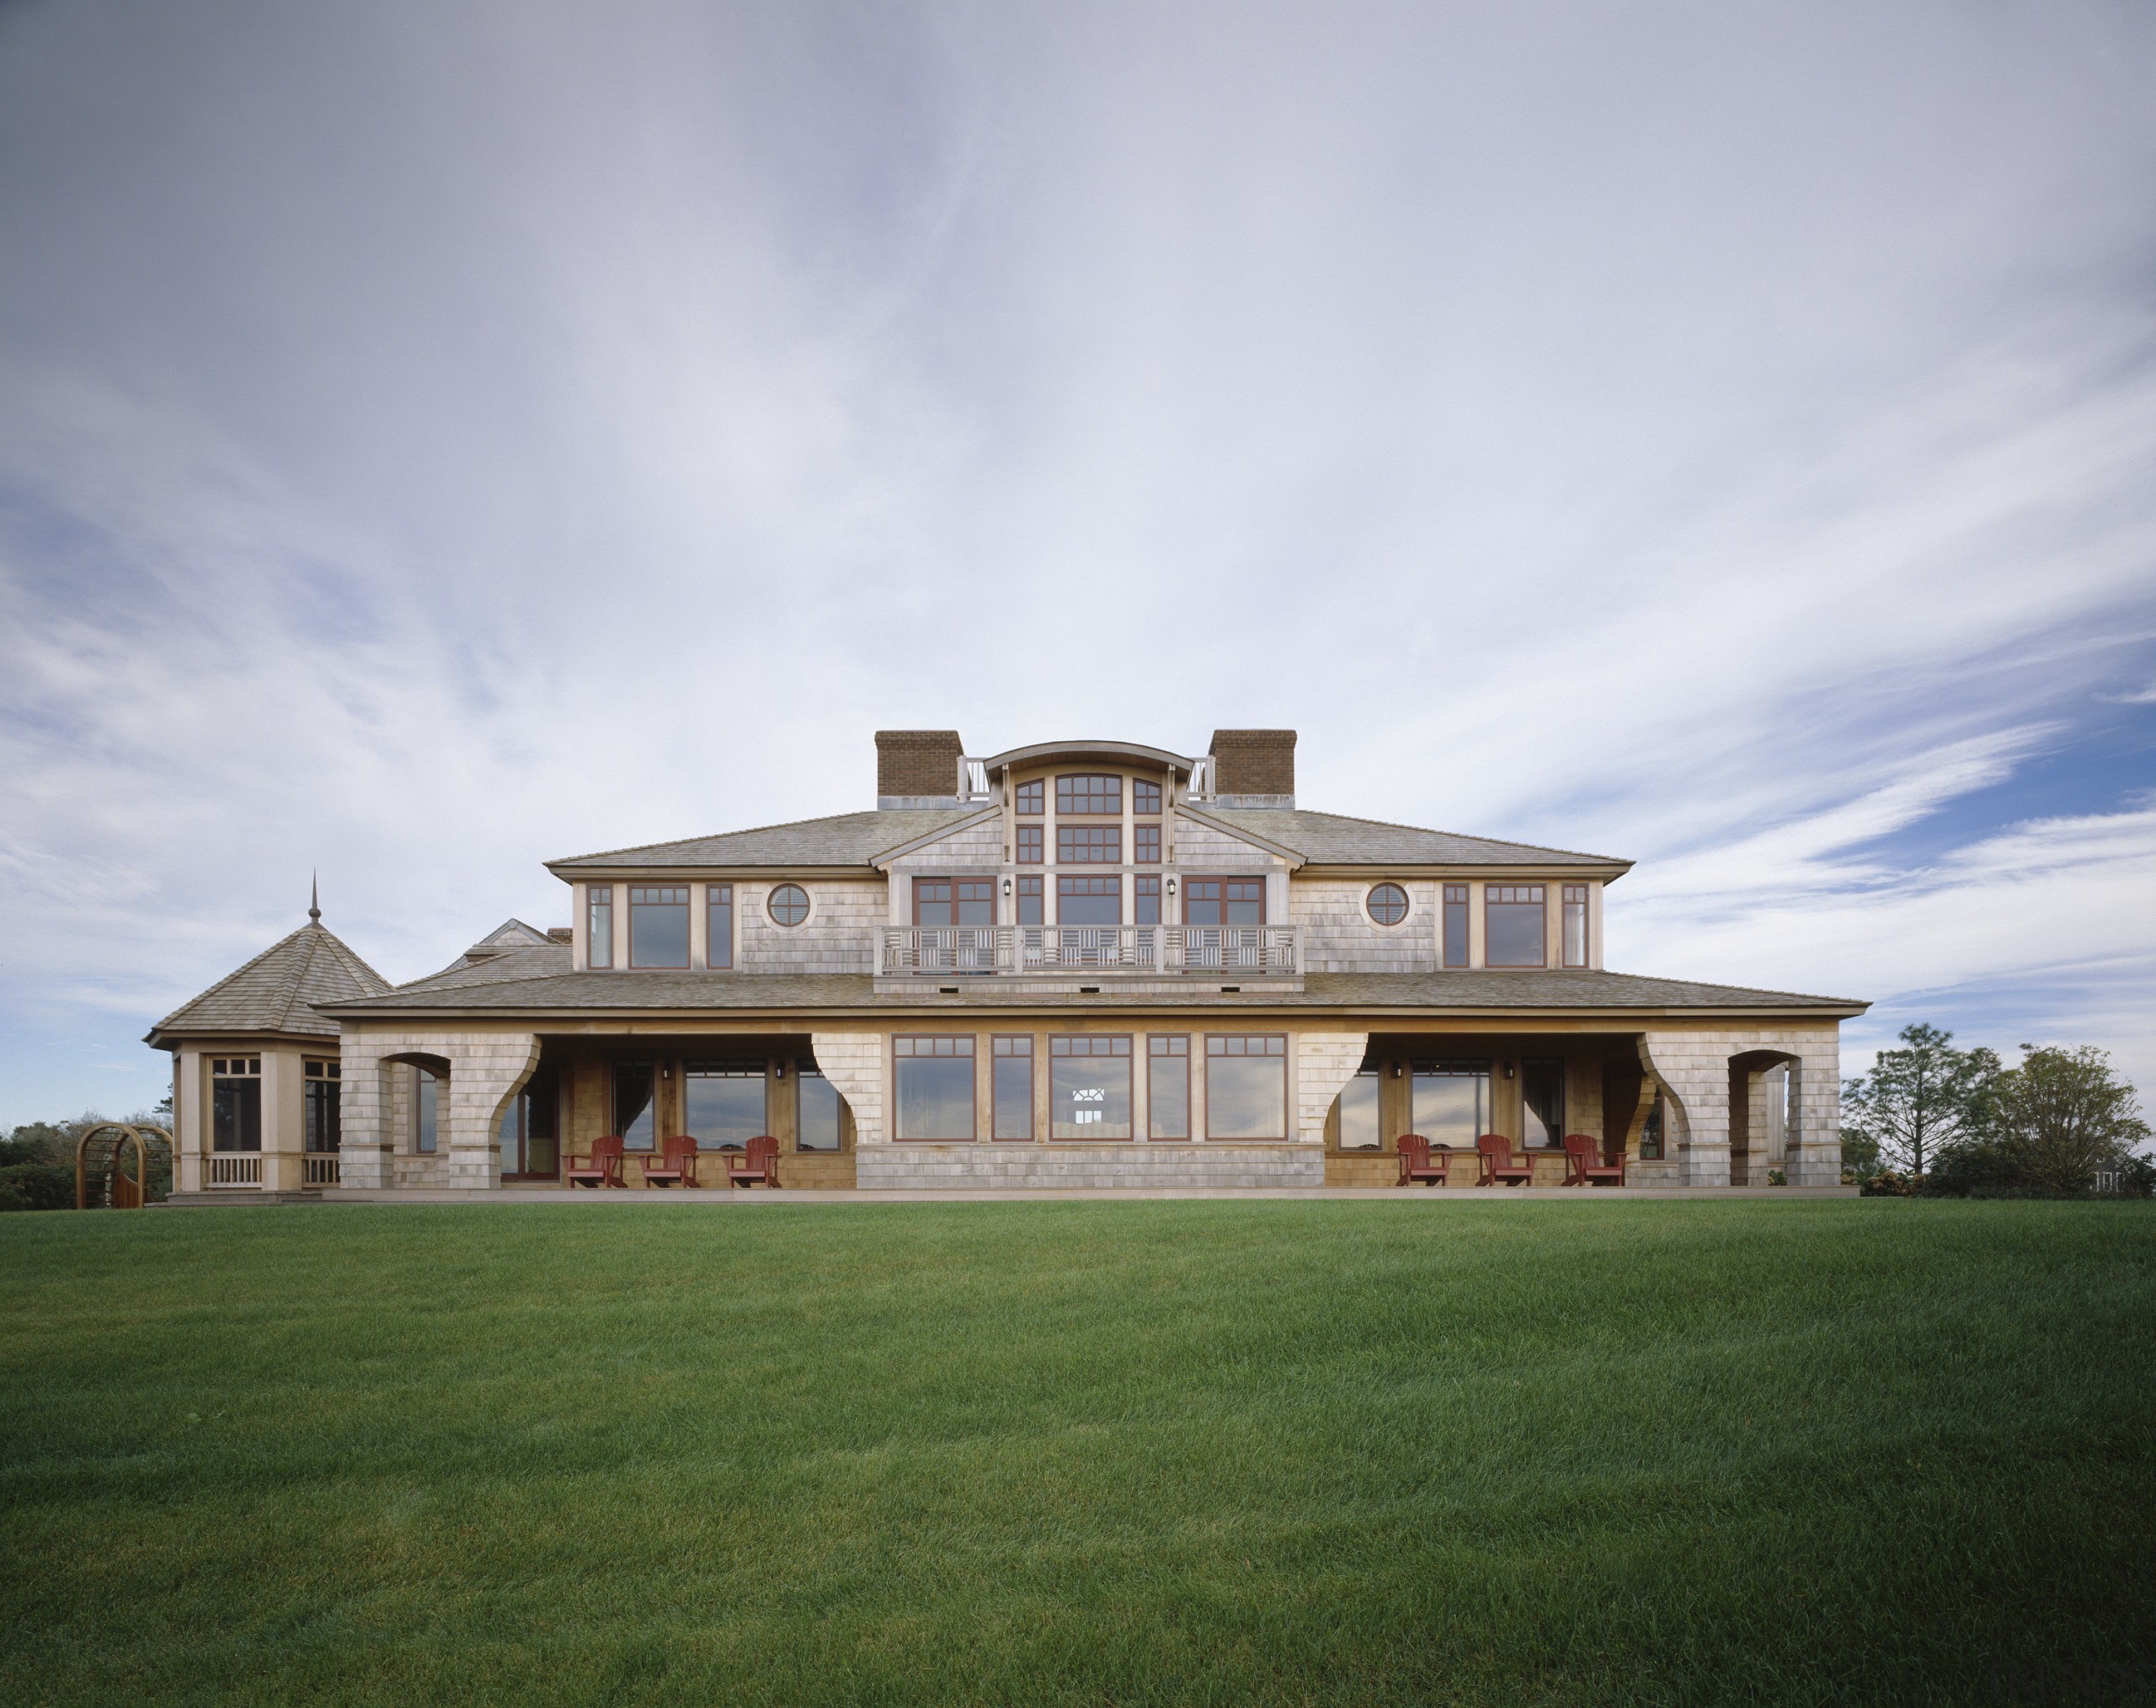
3;1;2153;1128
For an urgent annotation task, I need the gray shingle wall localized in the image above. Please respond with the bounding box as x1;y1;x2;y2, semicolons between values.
1293;879;1438;974
889;817;1004;868
1173;816;1276;867
737;880;885;974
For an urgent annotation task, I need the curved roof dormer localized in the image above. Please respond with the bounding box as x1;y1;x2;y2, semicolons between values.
978;739;1197;778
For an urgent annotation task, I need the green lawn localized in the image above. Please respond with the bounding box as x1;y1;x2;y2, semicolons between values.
2;1201;2150;1706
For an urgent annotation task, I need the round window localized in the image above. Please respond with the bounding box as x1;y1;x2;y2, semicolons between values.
1367;883;1409;926
767;883;810;927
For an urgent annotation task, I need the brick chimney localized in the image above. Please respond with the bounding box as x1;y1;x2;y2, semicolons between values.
876;729;966;805
1208;729;1296;805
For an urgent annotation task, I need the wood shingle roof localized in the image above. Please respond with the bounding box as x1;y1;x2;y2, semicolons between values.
148;922;392;1042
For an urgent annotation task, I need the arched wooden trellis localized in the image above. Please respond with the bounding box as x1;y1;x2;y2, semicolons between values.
75;1124;174;1209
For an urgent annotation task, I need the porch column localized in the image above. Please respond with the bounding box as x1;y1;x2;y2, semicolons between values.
441;1033;542;1190
1638;1030;1733;1186
1295;1032;1368;1147
338;1030;394;1188
812;1031;886;1144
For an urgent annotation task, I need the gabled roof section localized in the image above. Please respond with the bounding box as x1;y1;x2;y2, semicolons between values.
149;922;392;1042
1204;809;1630;871
547;809;980;874
472;918;554;950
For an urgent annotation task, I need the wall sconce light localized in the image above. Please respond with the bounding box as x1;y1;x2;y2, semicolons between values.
1502;1061;1515;1079
1001;877;1012;897
660;1063;673;1081
1391;1061;1404;1079
1165;877;1178;897
774;1060;787;1079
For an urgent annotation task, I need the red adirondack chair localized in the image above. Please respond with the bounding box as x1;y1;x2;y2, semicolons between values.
728;1134;780;1188
643;1134;699;1188
1561;1133;1625;1187
566;1134;626;1188
1396;1134;1449;1187
1476;1134;1533;1188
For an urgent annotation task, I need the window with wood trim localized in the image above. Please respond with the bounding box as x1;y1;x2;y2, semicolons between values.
1367;883;1408;926
1015;779;1043;815
1016;824;1043;865
894;1036;975;1140
1443;884;1469;968
1134;874;1161;925
1056;773;1121;815
1051;1035;1132;1140
628;886;690;968
586;884;613;969
1015;875;1043;925
1148;1035;1190;1140
1522;1059;1565;1147
414;1066;440;1154
1205;1034;1287;1139
915;878;995;927
1562;883;1588;968
1337;1066;1380;1150
211;1057;262;1153
1058;824;1121;863
1182;877;1264;925
1484;883;1546;968
1134;823;1161;864
798;1066;843;1151
1133;779;1161;814
1412;1060;1488;1146
707;884;734;969
684;1063;767;1147
992;1036;1033;1140
613;1062;655;1150
303;1059;341;1154
1057;874;1120;925
499;1065;558;1176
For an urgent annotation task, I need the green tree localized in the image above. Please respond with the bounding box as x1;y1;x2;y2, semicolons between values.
1988;1045;2150;1195
1842;1023;2000;1178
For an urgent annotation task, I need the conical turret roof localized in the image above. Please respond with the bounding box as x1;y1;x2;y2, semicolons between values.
148;920;391;1042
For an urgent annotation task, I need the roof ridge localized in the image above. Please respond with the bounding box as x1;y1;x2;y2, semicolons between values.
1235;807;1630;866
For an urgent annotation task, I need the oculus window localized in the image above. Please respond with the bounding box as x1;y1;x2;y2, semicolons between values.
1366;883;1409;926
767;883;810;927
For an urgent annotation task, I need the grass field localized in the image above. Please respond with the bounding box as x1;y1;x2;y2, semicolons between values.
2;1200;2151;1706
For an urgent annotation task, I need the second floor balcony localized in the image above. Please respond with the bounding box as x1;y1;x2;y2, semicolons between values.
879;923;1302;979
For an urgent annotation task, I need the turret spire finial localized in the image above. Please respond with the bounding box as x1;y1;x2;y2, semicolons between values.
309;871;321;925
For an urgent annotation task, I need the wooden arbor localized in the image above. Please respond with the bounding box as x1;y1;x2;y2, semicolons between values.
75;1124;174;1209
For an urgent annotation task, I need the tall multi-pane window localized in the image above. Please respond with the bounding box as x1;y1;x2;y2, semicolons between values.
302;1059;340;1153
1148;1036;1190;1139
798;1067;843;1151
1051;1036;1132;1139
1133;779;1161;814
211;1057;262;1152
1561;884;1588;968
1014;779;1043;815
628;886;690;968
1134;875;1161;925
1015;876;1043;925
1337;1067;1381;1150
1016;825;1043;864
587;885;614;969
684;1064;766;1145
1056;774;1121;815
1521;1059;1565;1148
1058;824;1121;863
1134;824;1161;863
613;1062;655;1150
1206;1035;1287;1139
992;1037;1033;1140
1057;875;1120;925
1484;885;1546;968
414;1068;440;1154
915;878;995;926
1412;1061;1487;1145
1443;884;1470;968
1183;878;1264;924
707;884;734;969
894;1037;975;1140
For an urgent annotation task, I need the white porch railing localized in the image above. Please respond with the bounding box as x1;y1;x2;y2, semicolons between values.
207;1155;262;1187
302;1155;340;1187
879;924;1299;977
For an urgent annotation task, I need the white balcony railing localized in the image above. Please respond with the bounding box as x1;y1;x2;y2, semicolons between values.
879;924;1299;978
207;1155;262;1187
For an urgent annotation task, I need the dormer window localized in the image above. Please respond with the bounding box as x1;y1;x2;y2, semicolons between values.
1056;774;1120;814
1486;884;1546;968
627;887;690;969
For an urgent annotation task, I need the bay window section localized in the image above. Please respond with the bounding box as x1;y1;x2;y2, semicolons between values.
685;1064;767;1146
1443;884;1469;968
1057;875;1120;925
1522;1059;1565;1147
798;1067;843;1150
1337;1067;1380;1150
1051;1035;1132;1140
1412;1061;1488;1147
707;884;734;969
613;1062;655;1151
1484;884;1546;968
1205;1035;1287;1139
586;885;614;969
628;886;690;969
1562;884;1588;968
992;1037;1034;1140
1148;1036;1190;1139
894;1036;975;1140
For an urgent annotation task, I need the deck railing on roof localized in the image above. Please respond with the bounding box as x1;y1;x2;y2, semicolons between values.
878;924;1299;978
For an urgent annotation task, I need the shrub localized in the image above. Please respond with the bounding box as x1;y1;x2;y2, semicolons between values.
0;1163;75;1212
